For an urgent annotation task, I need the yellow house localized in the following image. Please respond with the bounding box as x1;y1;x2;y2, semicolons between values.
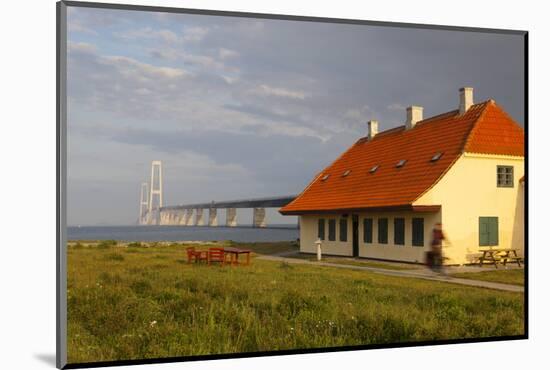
280;88;525;265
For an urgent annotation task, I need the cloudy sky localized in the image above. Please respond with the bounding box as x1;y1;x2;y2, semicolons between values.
66;6;525;226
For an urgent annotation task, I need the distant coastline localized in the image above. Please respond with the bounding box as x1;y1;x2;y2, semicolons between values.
68;224;299;229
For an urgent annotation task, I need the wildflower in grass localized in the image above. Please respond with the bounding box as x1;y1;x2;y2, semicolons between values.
150;320;157;328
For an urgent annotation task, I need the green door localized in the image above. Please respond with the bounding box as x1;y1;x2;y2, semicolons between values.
479;217;499;246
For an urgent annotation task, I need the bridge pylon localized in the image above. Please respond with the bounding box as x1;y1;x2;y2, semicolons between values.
138;182;149;225
148;160;163;224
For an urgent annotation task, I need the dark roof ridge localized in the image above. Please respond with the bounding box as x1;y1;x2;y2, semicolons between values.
357;100;492;141
372;125;405;138
417;109;459;125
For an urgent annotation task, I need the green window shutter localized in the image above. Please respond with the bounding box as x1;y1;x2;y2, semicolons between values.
479;217;489;246
339;218;348;242
479;217;499;246
489;217;499;245
412;218;424;247
328;220;336;241
364;218;373;243
318;219;325;240
378;218;388;244
394;218;405;245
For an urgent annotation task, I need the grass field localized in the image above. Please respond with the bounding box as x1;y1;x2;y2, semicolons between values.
451;269;525;286
67;241;524;364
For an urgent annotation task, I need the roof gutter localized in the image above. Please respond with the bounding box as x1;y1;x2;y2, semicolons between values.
279;204;441;216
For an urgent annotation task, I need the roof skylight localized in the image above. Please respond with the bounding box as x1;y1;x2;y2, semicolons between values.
369;165;379;173
396;160;407;168
431;152;443;161
321;174;330;181
342;170;351;177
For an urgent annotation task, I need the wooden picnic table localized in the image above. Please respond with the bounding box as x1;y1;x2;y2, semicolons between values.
478;248;522;268
223;247;252;266
196;250;209;263
186;247;208;264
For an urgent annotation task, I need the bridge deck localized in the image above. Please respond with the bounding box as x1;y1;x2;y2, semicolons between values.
160;195;297;211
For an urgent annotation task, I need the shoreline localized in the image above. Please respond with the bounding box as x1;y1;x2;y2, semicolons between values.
67;240;299;246
68;224;300;230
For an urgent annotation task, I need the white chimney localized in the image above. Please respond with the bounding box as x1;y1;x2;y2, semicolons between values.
367;120;378;140
406;106;423;129
459;87;474;114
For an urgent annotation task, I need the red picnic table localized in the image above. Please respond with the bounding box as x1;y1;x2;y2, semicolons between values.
223;247;252;266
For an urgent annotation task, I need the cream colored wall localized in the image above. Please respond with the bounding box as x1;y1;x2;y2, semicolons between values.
414;153;524;264
358;211;441;263
299;210;440;263
511;182;525;256
299;215;352;256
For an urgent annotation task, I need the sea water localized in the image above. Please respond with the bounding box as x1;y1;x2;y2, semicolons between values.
68;225;299;242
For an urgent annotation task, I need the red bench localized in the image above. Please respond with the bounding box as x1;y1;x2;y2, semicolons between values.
208;247;225;266
186;247;207;264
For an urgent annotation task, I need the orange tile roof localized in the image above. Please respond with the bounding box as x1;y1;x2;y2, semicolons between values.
464;100;524;156
280;100;524;215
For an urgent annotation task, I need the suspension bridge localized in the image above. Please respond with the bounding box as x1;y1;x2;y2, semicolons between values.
138;161;297;228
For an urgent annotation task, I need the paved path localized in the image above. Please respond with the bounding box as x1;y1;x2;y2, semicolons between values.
258;254;524;293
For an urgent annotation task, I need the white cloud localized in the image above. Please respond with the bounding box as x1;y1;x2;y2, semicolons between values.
101;55;188;79
182;26;209;42
136;88;152;95
254;84;307;100
343;105;373;121
68;42;97;54
341;105;380;132
180;53;224;70
219;48;240;60
387;103;406;111
149;48;238;73
263;122;329;141
117;26;210;44
156;29;179;43
115;27;179;43
67;19;98;35
149;49;178;60
222;76;238;84
67;39;332;143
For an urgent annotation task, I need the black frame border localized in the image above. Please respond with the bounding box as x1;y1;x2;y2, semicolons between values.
57;1;529;369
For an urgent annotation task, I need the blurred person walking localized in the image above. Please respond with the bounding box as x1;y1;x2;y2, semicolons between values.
426;222;448;275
